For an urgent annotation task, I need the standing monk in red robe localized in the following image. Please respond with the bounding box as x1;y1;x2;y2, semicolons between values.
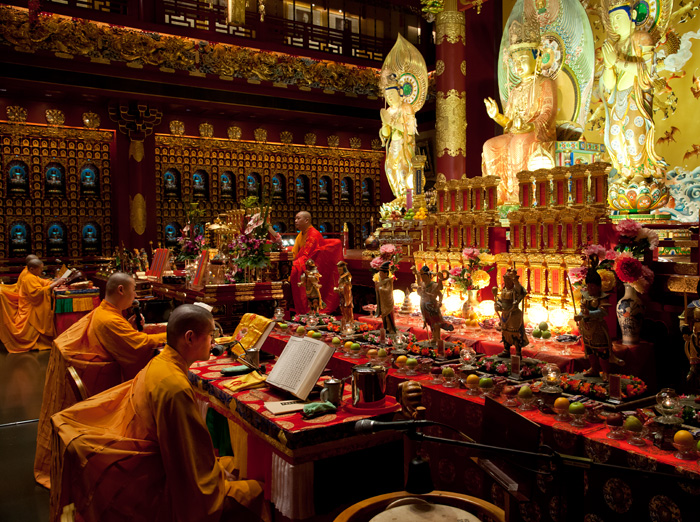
290;212;343;314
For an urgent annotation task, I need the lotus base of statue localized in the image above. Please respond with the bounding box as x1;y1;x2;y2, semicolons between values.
608;179;669;213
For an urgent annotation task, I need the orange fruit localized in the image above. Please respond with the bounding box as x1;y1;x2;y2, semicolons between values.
396;355;408;365
674;429;695;447
466;374;480;385
553;397;570;410
367;349;378;357
344;341;353;350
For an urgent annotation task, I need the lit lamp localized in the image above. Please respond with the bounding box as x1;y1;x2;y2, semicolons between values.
442;294;463;314
541;363;561;392
476;300;496;318
393;289;406;308
460;347;477;370
655;388;682;425
527;304;549;327
409;291;421;312
549;308;571;331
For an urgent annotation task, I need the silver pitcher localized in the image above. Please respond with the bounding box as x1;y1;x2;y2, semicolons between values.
320;377;344;407
351;364;387;408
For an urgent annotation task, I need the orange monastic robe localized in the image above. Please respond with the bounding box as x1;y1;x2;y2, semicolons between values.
290;226;343;314
0;266;28;293
0;271;55;352
51;345;269;522
34;300;167;488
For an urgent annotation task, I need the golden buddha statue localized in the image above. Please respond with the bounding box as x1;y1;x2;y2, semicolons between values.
482;18;557;206
379;34;428;202
601;0;669;208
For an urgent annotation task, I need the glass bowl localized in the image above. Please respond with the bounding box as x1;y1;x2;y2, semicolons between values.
606;425;628;440
429;367;443;384
627;429;646;447
466;382;482;396
553;406;570;422
673;442;698;460
569;411;587;428
518;395;536;411
442;374;458;388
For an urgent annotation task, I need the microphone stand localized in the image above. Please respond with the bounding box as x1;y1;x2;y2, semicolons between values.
402;427;700;484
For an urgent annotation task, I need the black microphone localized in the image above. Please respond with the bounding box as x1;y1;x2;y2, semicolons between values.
355;419;435;434
133;299;144;332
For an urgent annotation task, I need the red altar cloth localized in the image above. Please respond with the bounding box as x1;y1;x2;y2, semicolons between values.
54;296;101;335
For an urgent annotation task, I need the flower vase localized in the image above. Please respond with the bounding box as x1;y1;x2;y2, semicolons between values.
461;290;479;318
616;283;644;345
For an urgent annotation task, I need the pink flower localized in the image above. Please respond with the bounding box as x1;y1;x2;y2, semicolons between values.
379;244;397;256
449;267;463;277
605;249;618;261
614;252;643;283
245;213;264;235
582;244;606;259
614;219;642;238
568;267;588;284
370;256;384;270
462;247;479;260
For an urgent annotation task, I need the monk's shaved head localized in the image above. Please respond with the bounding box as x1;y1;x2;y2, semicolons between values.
26;254;38;265
27;259;44;270
297;211;311;221
294;211;312;233
106;272;135;296
167;304;214;348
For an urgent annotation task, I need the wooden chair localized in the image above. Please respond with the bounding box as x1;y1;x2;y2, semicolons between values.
334;491;506;522
66;366;89;402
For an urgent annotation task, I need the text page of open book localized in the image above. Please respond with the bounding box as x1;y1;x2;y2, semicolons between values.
266;336;334;400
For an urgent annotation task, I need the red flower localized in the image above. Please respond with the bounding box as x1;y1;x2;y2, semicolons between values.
614;253;643;283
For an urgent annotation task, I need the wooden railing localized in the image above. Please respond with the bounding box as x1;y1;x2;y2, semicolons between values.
28;0;414;63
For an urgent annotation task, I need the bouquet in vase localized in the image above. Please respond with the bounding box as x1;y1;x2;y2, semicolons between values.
448;248;495;293
227;195;282;276
370;243;402;282
176;233;206;262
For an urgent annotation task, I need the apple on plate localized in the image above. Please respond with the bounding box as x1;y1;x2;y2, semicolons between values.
606;412;623;427
479;377;494;389
442;367;455;378
541;330;552;339
539;322;549;331
532;329;542;338
518;386;533;399
331;337;341;345
377;348;388;357
350;342;361;351
278;323;289;331
312;331;323;339
406;358;418;368
568;401;585;415
624;415;643;433
367;349;379;358
296;326;306;335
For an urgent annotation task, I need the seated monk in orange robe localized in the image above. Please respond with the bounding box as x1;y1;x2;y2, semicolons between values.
0;258;65;353
0;254;38;295
51;304;270;522
290;211;343;314
34;272;167;488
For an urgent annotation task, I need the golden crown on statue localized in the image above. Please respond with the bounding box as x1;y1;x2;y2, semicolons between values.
508;18;540;53
604;0;633;12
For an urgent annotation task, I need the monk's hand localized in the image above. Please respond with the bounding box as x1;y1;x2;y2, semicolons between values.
127;314;138;328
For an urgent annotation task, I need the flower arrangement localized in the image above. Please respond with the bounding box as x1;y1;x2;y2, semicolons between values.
559;374;647;401
614;219;659;258
448;248;496;293
613;252;654;293
371;243;402;282
227;195;281;276
569;244;618;292
176;233;206;262
407;340;460;359
474;355;546;378
363;331;417;346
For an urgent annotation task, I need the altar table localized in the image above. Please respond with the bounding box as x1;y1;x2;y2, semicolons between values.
188;355;404;520
54;294;100;336
255;331;697;521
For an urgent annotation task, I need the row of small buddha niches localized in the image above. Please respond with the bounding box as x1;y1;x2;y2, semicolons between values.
0;120;114;259
0;107;384;258
155;134;383;250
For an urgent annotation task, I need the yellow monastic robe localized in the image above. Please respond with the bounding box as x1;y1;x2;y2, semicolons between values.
0;266;28;294
0;271;55;353
51;345;269;522
34;300;167;488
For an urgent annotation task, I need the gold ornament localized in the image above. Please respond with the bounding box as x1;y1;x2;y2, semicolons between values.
436;10;465;45
82;112;100;128
6;106;27;122
460;61;466;76
436;90;467;158
170;120;185;135
349;137;362;149
228;126;242;140
130;193;147;235
280;131;293;144
199;123;214;138
371;138;382;150
327;135;340;148
45;109;65;126
436;60;445;76
254;128;267;142
304;133;317;146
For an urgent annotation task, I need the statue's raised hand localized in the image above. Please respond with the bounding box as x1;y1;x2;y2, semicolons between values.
484;97;499;119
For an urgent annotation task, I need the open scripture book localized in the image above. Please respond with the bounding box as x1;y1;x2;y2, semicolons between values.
266;336;335;400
